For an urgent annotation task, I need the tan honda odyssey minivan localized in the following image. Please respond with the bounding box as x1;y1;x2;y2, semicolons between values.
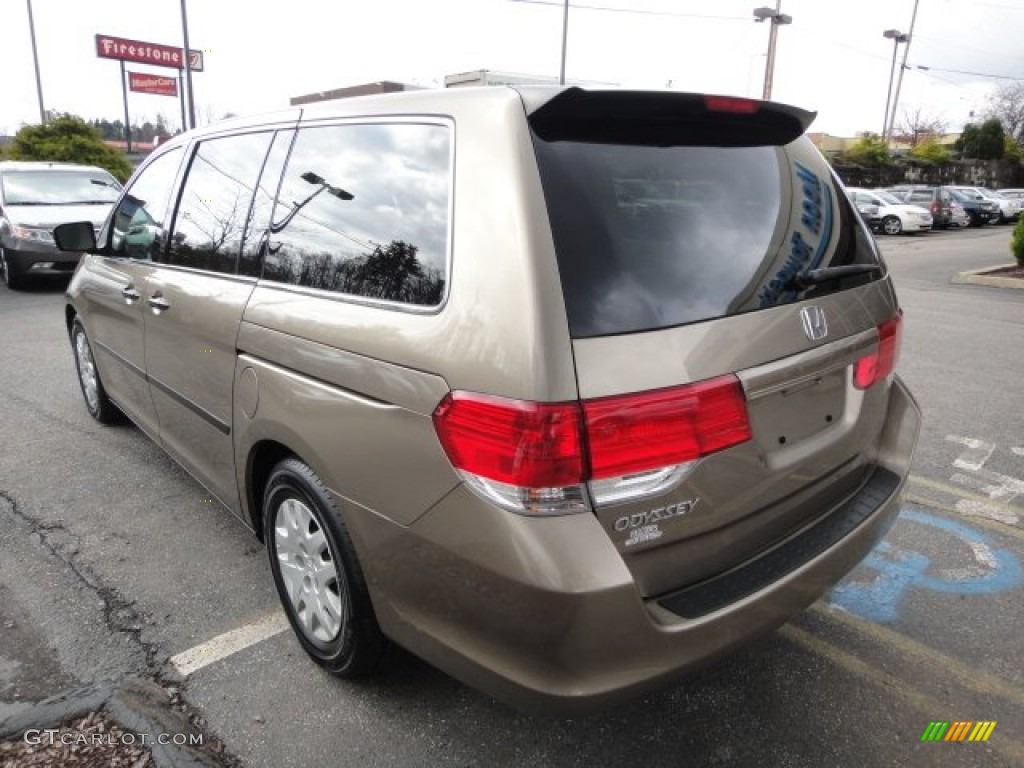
55;86;920;712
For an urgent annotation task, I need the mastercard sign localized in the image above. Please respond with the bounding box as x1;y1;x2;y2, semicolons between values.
128;72;179;97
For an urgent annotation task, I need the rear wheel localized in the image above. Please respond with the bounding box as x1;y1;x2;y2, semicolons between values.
264;458;386;678
71;319;120;424
881;216;903;236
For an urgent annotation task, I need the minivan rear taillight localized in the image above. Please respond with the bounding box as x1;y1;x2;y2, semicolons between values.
854;314;902;390
433;376;752;515
583;377;750;478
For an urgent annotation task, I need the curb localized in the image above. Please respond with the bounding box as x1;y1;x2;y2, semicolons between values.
107;678;220;768
0;677;223;768
0;682;114;740
953;264;1024;290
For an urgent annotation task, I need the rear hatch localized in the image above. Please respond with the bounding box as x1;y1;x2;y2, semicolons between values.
527;89;902;599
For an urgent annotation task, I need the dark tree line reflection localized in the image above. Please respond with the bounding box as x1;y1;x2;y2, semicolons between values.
266;238;445;305
168;189;248;274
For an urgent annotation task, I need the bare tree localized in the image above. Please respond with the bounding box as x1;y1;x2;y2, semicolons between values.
895;105;947;147
986;81;1024;142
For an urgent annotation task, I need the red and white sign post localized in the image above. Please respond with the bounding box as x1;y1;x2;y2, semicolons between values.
95;33;205;150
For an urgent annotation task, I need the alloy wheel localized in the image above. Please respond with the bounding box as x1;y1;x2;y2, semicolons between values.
882;216;902;236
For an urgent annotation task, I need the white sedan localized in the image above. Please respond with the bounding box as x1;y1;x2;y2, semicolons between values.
847;188;933;235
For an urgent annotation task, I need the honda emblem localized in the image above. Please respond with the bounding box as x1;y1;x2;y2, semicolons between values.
800;306;828;341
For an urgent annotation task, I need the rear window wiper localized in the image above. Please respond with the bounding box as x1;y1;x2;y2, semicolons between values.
786;264;882;290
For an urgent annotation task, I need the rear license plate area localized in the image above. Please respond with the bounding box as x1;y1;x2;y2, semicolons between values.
747;369;846;447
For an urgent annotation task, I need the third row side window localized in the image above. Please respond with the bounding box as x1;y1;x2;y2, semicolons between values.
262;123;451;306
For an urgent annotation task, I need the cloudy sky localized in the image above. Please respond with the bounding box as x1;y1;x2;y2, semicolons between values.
2;0;1021;138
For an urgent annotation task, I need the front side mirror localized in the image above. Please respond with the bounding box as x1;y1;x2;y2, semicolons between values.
53;221;97;252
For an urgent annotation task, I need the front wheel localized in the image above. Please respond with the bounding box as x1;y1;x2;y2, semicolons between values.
881;216;903;236
71;319;120;424
264;458;387;678
0;249;22;290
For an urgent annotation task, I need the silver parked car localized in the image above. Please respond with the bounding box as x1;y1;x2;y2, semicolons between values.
54;87;921;712
950;186;1020;224
0;162;121;288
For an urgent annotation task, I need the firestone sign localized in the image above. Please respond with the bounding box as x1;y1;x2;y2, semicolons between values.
95;34;204;72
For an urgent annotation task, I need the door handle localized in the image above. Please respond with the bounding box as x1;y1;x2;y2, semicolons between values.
147;295;170;313
121;286;140;303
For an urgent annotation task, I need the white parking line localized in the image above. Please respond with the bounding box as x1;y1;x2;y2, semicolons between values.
946;434;996;472
169;611;290;677
908;474;1022;528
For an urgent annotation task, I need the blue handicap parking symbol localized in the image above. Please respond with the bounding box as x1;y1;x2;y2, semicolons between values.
828;507;1022;623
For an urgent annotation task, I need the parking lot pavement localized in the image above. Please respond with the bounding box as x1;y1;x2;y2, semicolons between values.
1;225;1022;766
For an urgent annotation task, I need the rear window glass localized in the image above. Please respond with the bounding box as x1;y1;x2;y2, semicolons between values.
532;134;882;338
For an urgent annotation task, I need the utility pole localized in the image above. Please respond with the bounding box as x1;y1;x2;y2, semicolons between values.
26;0;46;123
559;0;569;85
882;29;909;140
886;0;920;144
754;2;792;101
180;0;196;130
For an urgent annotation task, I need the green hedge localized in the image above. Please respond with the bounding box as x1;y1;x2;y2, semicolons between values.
1012;217;1024;267
5;114;132;182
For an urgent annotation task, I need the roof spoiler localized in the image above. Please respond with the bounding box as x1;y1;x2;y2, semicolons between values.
524;87;816;148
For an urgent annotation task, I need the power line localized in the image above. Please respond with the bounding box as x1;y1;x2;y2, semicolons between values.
913;34;1019;60
911;66;968;88
968;0;1024;10
912;63;1024;81
817;39;890;63
507;0;747;22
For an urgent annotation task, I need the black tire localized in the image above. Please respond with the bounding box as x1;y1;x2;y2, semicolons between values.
0;249;23;290
264;457;386;678
881;216;903;236
70;319;121;424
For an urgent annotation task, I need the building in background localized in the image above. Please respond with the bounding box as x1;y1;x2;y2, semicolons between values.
444;69;614;88
289;81;421;106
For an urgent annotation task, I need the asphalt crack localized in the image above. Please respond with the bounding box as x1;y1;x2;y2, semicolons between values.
0;488;241;766
0;488;160;673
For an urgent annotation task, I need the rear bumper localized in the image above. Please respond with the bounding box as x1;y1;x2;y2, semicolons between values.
355;378;921;713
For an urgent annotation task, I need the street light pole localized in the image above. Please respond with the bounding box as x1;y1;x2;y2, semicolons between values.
763;1;780;100
559;0;569;85
885;0;920;144
26;0;46;124
180;0;196;130
753;2;793;101
882;29;908;140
